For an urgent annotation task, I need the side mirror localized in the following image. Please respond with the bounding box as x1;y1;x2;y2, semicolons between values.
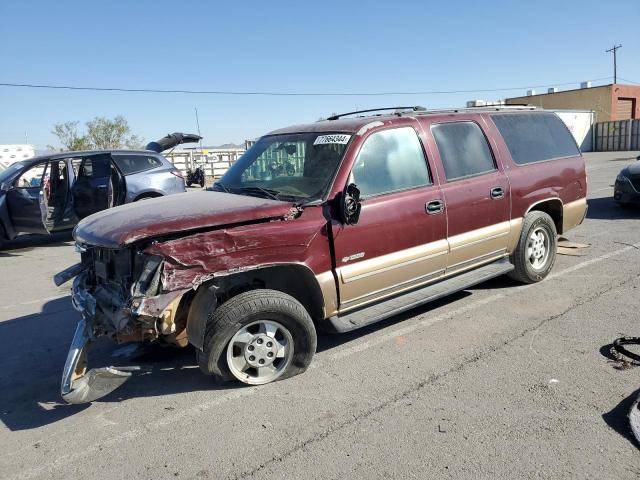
340;183;362;225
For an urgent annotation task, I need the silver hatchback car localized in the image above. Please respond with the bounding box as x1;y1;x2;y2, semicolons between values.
0;133;200;244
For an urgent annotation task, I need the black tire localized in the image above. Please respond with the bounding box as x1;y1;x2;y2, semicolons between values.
508;211;557;284
187;181;192;187
197;289;317;384
199;179;205;188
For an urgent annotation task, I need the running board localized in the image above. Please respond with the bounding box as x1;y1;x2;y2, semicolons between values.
326;257;514;333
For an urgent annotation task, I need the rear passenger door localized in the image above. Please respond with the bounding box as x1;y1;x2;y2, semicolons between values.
71;154;116;219
428;120;511;274
332;125;448;312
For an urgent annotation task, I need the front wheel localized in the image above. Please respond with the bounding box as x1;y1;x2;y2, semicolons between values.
508;211;557;284
197;289;317;385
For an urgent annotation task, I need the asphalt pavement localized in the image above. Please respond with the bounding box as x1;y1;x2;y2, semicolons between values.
1;151;639;479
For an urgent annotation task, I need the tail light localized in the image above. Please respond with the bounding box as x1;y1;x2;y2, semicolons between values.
171;170;184;179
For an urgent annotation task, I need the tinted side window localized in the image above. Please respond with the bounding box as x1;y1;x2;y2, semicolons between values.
431;122;496;181
79;156;111;178
352;127;430;197
491;112;580;165
113;155;163;175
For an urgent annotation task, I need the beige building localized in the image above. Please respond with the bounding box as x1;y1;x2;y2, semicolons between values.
506;83;640;122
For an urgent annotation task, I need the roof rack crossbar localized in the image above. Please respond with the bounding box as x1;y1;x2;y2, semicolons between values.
327;106;426;121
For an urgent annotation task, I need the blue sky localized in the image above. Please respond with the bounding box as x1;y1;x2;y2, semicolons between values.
1;0;638;150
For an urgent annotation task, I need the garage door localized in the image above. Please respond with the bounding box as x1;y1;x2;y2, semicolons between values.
616;98;635;120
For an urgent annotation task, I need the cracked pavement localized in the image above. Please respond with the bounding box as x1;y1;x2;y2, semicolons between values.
1;151;639;479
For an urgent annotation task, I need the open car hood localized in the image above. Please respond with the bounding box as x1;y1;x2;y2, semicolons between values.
145;132;202;153
74;191;295;248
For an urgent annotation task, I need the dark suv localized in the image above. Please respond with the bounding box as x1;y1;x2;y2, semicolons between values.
56;106;587;403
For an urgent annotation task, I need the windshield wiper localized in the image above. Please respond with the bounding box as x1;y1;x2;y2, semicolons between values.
212;182;231;193
236;186;282;201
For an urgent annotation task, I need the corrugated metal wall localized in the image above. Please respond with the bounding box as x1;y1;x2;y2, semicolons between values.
595;120;639;151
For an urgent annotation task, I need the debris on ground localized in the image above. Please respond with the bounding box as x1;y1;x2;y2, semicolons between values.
609;336;640;446
557;236;591;256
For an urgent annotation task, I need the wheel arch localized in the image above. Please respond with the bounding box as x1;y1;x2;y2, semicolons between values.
185;263;326;350
525;198;564;234
133;191;164;202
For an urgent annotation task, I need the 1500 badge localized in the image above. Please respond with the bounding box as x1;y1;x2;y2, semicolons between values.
341;252;365;263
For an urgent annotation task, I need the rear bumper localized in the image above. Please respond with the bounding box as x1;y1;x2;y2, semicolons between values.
562;197;588;232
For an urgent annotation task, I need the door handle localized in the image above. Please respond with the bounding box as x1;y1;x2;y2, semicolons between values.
490;187;504;199
97;185;108;190
426;200;444;215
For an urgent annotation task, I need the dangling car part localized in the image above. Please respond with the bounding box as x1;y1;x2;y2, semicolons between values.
609;336;640;445
61;319;140;404
57;250;192;403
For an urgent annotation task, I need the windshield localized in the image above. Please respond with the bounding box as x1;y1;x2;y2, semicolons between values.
217;132;351;203
0;161;27;185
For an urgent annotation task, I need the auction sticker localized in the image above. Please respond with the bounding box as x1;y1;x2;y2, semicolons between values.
313;134;351;145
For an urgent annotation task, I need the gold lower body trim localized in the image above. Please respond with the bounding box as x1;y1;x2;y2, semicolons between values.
562;197;587;233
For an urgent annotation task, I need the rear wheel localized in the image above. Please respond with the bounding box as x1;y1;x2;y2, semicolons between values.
508;211;557;284
197;289;317;385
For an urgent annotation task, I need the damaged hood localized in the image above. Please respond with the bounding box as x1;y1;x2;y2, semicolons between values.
74;191;295;248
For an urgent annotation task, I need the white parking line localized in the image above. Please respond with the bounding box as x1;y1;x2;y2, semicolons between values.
10;240;640;480
324;241;640;362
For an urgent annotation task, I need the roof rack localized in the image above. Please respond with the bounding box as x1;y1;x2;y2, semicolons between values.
413;105;540;115
327;106;426;121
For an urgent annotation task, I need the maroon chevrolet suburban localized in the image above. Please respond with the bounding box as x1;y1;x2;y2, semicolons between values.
55;106;587;403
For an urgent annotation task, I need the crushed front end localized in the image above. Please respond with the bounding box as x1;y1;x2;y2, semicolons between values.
57;243;189;403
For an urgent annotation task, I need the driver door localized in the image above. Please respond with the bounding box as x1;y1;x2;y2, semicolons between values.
332;126;448;312
71;154;121;219
6;160;51;234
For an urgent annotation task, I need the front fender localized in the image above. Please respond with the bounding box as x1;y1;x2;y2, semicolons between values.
186;282;219;350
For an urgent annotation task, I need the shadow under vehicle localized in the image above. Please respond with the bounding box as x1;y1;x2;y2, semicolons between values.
0;133;200;246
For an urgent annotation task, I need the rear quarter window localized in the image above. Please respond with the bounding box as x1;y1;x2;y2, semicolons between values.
113;155;163;175
490;112;580;165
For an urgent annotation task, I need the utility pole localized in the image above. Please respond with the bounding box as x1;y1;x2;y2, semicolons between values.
194;106;204;168
606;44;622;84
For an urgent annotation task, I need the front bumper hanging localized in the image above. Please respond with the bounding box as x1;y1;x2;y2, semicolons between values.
61;319;137;403
58;269;140;404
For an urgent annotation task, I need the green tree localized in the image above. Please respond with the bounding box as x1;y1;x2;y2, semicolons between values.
49;116;144;151
86;115;144;149
47;121;92;151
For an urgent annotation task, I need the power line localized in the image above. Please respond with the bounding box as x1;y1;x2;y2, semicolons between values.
0;77;613;97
